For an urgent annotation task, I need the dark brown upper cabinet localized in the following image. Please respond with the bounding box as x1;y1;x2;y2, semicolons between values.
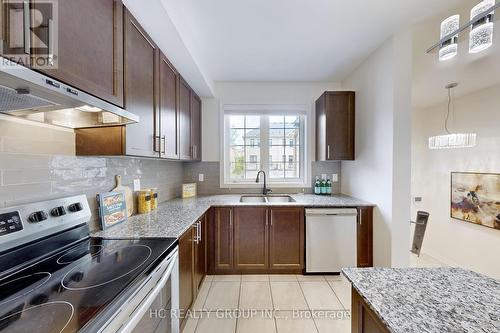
316;91;355;161
159;53;179;159
33;0;124;107
178;77;192;160
190;93;202;161
122;8;159;158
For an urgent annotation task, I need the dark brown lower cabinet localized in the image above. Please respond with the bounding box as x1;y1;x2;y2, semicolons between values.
208;207;304;274
212;207;234;273
234;207;268;271
357;206;373;267
269;208;304;271
194;215;207;291
178;226;194;329
352;287;390;333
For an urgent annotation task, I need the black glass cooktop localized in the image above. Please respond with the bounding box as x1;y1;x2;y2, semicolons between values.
0;237;177;333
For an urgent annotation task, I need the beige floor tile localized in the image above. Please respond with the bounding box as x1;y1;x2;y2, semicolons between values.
241;274;269;282
314;315;350;333
270;282;309;310
192;280;212;310
239;282;273;310
300;282;344;310
297;275;326;282
204;282;240;310
212;275;242;282
195;315;236;333
236;317;276;333
324;274;343;282
269;274;298;282
275;311;317;333
182;317;198;333
328;278;352;310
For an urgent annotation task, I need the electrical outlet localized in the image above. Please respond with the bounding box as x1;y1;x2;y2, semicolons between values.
133;179;141;191
332;174;339;182
198;174;204;182
414;197;423;202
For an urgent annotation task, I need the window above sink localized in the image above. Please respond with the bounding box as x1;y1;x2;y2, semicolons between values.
221;104;309;188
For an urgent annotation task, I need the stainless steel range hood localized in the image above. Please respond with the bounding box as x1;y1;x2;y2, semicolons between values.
0;56;139;128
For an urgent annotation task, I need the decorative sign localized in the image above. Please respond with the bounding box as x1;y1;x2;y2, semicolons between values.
182;183;197;198
97;192;127;230
451;172;500;230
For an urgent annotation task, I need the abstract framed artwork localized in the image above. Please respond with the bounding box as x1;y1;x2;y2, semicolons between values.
451;172;500;230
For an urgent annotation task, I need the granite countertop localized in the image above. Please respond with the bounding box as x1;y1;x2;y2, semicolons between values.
91;194;373;239
342;267;500;333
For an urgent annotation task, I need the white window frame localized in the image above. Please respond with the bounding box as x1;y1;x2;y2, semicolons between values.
220;104;309;188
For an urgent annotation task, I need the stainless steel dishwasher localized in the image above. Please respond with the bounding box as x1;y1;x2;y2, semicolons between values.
305;208;358;273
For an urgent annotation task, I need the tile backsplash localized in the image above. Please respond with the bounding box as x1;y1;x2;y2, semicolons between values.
183;161;341;195
0;119;183;230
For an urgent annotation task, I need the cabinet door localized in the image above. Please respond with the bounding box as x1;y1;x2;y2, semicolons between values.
123;9;159;158
159;53;179;159
214;207;233;271
0;0;30;58
325;92;355;160
234;207;268;271
194;215;207;291
179;78;191;160
269;208;304;270
190;93;202;161
357;207;373;267
179;227;194;326
33;0;124;106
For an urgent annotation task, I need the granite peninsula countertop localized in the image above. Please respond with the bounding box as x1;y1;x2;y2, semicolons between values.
91;194;373;239
342;267;500;333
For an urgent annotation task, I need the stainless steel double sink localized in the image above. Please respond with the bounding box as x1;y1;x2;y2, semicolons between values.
240;195;296;203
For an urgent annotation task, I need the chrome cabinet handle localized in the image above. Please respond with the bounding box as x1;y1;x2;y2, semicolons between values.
327;145;331;159
161;136;166;154
153;135;160;153
23;1;30;54
198;221;202;241
48;18;54;65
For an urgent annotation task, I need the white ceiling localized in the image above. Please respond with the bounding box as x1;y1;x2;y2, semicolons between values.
160;0;463;84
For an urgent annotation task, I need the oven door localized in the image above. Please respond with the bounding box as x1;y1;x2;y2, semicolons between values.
101;247;179;333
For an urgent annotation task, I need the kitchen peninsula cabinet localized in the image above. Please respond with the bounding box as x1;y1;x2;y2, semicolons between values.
316;91;355;161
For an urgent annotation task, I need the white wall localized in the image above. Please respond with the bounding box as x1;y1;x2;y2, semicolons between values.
341;31;413;267
412;84;500;279
201;81;341;162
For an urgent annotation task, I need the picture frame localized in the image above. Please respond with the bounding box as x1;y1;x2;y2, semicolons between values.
450;172;500;230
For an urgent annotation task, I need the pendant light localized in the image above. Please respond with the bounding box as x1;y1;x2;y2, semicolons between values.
428;83;477;150
439;15;460;61
469;0;495;53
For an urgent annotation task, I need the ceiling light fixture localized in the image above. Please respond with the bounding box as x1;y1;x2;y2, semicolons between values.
428;83;477;150
469;0;495;53
439;15;460;61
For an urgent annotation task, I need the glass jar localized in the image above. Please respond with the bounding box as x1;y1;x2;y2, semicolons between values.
150;188;158;210
137;190;151;214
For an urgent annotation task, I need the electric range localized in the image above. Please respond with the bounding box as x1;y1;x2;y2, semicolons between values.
0;195;179;333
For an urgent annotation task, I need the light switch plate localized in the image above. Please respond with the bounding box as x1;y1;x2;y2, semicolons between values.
332;173;339;182
198;174;204;182
133;179;141;191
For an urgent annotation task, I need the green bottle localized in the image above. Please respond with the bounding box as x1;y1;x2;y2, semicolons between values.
314;176;321;195
326;178;332;195
320;178;327;195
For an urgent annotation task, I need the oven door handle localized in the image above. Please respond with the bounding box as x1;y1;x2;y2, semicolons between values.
120;250;179;333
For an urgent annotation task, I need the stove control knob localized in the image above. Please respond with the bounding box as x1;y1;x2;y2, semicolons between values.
28;211;48;223
50;206;66;217
68;203;83;212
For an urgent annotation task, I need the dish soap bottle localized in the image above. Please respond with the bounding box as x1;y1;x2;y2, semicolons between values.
326;178;332;195
314;176;321;195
